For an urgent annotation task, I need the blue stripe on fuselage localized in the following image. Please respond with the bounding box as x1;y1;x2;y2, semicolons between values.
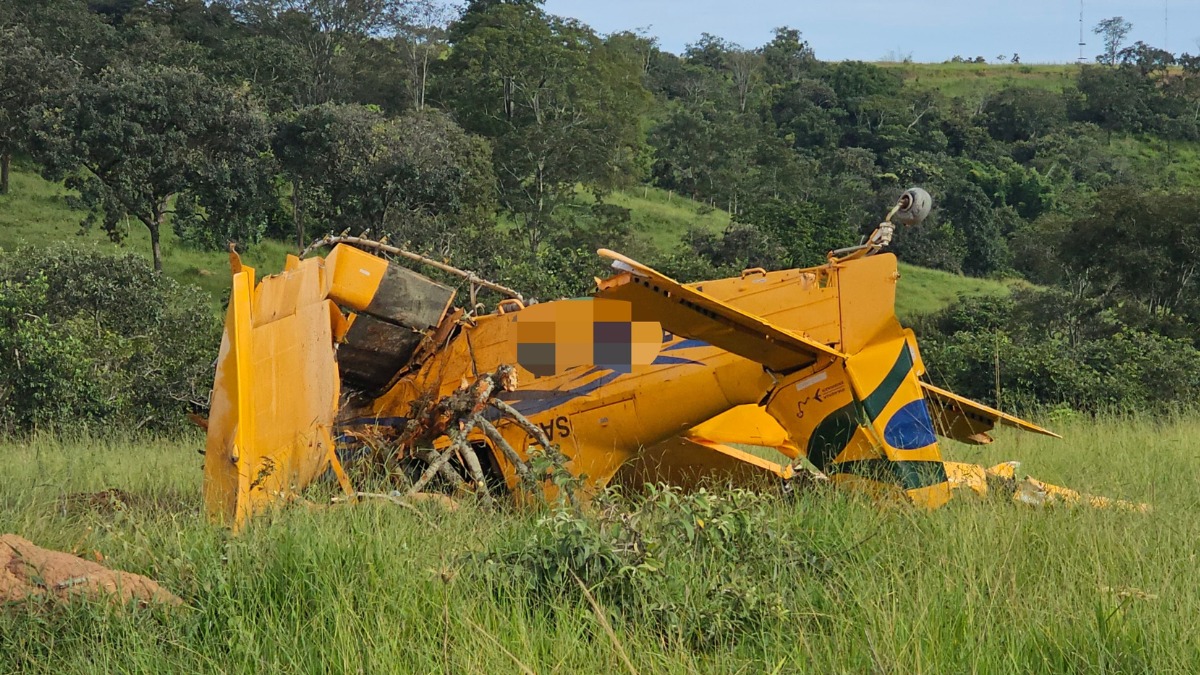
338;341;713;431
664;339;710;351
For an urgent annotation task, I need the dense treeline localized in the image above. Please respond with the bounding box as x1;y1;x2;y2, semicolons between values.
1;0;1199;423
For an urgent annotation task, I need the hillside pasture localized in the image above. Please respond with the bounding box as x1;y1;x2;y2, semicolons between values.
883;62;1078;98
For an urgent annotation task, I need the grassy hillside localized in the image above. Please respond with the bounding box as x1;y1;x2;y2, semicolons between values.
1;414;1194;672
0;165;1008;318
883;62;1078;97
606;185;731;250
0;164;294;304
895;262;1013;317
1108;136;1200;190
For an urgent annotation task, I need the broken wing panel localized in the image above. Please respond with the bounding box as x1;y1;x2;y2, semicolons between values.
243;300;340;514
684;268;843;349
203;261;342;531
920;381;1060;442
595;249;842;373
203;267;255;526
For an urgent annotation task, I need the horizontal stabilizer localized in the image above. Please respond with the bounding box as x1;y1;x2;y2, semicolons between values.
921;381;1060;441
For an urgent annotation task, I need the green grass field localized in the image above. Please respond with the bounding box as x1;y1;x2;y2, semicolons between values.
605;185;732;250
1108;136;1200;190
895;262;1013;318
884;62;1078;98
1;414;1194;672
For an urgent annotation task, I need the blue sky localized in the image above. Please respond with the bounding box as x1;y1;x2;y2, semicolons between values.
541;1;1200;63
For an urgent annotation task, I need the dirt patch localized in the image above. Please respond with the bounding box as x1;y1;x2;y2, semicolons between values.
60;488;137;514
58;488;197;517
0;534;182;607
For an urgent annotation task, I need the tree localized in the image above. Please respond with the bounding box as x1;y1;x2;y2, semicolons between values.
0;27;78;194
725;45;762;114
395;0;454;110
0;244;220;432
33;66;276;272
1094;16;1132;65
442;3;646;252
604;29;657;77
761;26;816;86
0;0;117;74
982;86;1067;142
681;34;763;113
649;104;757;209
938;178;1010;277
742;197;854;266
273;104;497;256
1058;186;1200;318
1072;65;1156;135
769;77;842;150
1117;41;1176;76
232;0;398;104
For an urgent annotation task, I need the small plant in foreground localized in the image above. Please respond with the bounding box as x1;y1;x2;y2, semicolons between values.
471;485;831;649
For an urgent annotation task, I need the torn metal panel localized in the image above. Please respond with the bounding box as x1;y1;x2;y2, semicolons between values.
337;314;427;392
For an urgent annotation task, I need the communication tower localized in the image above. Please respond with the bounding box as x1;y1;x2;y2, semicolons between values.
1077;0;1087;62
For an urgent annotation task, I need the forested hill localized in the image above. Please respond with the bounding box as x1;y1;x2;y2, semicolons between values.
2;0;1199;415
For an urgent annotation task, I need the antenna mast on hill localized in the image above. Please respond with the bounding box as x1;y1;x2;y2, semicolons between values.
1164;0;1169;51
1077;0;1087;62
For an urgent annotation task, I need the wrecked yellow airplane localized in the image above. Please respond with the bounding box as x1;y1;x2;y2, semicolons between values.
201;188;1141;530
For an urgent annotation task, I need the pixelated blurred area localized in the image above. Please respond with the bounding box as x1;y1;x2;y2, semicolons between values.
514;299;661;377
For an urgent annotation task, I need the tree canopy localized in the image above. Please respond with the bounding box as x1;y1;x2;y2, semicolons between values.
32;65;276;271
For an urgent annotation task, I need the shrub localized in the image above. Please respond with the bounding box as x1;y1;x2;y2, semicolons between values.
0;245;219;433
918;291;1200;414
471;486;830;650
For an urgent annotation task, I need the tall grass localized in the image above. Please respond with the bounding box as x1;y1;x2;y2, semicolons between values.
1;414;1196;672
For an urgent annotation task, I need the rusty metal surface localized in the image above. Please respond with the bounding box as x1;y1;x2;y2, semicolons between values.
338;314;427;392
364;263;455;330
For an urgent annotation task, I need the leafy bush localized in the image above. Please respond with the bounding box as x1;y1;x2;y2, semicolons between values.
0;245;218;433
918;291;1200;414
471;486;830;650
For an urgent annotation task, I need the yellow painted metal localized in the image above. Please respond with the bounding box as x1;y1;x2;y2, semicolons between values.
689;406;800;459
207;240;1077;528
944;461;1018;496
204;253;355;530
683;267;843;349
1013;477;1150;511
324;244;388;311
598;250;955;509
202;260;254;526
945;460;1147;511
597;248;844;372
361;324;772;499
835;253;902;354
612;436;789;492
